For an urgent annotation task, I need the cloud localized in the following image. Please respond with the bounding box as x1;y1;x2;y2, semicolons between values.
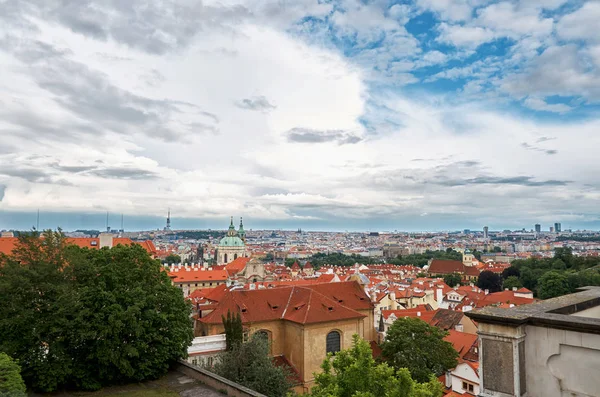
500;45;600;102
235;96;277;112
285;128;363;145
437;23;497;48
556;2;600;43
523;97;573;113
1;0;600;229
85;167;159;180
521;142;558;155
0;184;5;201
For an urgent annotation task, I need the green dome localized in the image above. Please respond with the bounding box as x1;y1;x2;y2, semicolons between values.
219;235;245;247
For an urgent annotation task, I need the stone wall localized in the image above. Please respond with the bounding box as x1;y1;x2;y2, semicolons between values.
176;360;266;397
524;325;600;397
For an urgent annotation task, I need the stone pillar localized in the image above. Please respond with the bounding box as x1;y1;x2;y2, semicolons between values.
478;323;527;397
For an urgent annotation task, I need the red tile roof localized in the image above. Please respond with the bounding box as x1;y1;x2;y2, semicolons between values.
225;257;250;276
428;259;465;274
168;268;229;283
200;281;370;326
444;330;478;360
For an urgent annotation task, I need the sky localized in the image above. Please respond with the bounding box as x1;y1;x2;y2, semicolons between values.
1;0;599;232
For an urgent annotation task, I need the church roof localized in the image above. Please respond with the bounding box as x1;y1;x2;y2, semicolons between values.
219;235;245;247
199;281;371;325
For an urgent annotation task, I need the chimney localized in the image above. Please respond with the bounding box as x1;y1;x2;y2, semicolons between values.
436;287;444;303
485;289;489;295
99;233;113;248
512;287;517;291
417;312;421;317
371;290;377;303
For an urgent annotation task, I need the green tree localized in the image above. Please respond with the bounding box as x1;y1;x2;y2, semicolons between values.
165;253;182;264
477;271;503;293
443;273;462;287
0;231;194;392
537;271;571;299
213;333;293;397
501;266;520;280
503;276;523;290
0;352;26;397
222;310;244;351
381;318;458;383
310;335;443;397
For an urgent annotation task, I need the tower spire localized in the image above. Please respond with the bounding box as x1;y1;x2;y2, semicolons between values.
165;208;171;231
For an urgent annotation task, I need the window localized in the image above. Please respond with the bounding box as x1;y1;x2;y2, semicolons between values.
469;384;474;393
326;331;341;354
192;359;198;365
234;253;238;259
207;357;213;366
462;382;467;390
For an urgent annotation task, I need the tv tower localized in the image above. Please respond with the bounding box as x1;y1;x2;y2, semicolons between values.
165;208;171;231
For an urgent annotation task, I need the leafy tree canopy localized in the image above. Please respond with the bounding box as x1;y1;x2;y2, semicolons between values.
0;352;26;397
388;250;462;268
381;318;458;383
503;276;523;290
537;271;571;300
310;335;443;397
213;333;294;397
501;266;520;280
506;247;600;297
164;253;182;264
443;273;462;288
477;271;503;293
0;231;193;392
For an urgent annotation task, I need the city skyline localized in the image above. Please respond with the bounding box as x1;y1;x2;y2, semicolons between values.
0;209;593;233
1;1;599;230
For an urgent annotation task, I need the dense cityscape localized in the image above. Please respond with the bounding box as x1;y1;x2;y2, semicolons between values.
2;0;600;395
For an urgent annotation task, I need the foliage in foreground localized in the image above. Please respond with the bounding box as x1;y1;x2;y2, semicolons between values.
381;318;458;383
309;335;443;397
0;352;26;397
212;333;294;397
0;231;194;392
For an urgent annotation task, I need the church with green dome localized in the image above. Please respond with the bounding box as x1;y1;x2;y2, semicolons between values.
216;217;247;265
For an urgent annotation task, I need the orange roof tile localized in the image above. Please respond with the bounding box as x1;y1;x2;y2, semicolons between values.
168;268;229;283
200;281;370;326
225;257;250;276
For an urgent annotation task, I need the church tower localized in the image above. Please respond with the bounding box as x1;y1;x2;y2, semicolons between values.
216;216;246;265
238;217;246;243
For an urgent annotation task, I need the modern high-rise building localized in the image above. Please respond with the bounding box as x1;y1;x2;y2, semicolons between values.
554;222;562;233
535;224;541;233
550;226;554;233
483;226;489;239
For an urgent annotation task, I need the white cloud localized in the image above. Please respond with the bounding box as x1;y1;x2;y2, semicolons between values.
476;2;554;37
437;23;497;48
500;45;600;101
523;97;573;113
556;2;600;43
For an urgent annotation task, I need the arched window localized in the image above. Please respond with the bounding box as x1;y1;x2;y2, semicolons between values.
326;331;341;354
224;253;228;263
255;330;270;341
234;253;238;259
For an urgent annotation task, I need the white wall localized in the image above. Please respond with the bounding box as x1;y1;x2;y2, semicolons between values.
525;325;600;397
450;363;480;396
